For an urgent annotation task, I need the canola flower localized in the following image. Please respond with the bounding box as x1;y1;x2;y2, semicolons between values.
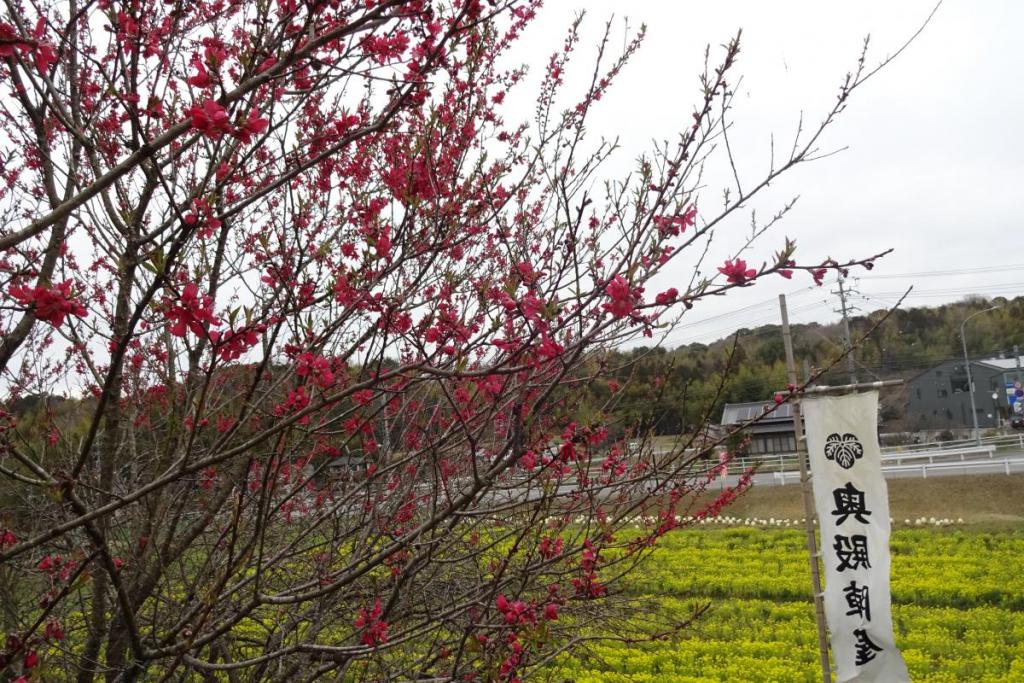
550;527;1024;682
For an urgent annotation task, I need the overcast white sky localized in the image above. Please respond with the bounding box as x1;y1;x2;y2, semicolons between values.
510;1;1024;346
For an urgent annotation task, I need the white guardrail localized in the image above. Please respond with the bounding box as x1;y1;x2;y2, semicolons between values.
731;442;1008;474
771;456;1024;484
879;446;996;464
880;433;1024;453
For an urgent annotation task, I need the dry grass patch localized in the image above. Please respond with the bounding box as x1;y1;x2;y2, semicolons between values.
698;474;1024;525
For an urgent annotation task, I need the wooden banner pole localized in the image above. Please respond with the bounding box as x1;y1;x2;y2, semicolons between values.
780;293;832;683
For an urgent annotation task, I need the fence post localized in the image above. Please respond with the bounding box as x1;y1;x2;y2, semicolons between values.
922;464;927;479
1007;459;1012;476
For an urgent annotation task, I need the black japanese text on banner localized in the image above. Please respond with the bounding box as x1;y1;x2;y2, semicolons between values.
802;391;909;683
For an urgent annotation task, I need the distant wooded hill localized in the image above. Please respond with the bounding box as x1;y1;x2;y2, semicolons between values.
588;295;1024;436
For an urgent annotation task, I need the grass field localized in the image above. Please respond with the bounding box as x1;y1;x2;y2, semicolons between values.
544;479;1024;682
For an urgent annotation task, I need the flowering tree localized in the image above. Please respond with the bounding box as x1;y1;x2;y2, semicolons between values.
0;1;893;680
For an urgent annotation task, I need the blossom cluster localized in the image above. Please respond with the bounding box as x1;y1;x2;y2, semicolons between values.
8;281;87;327
188;99;268;142
354;599;389;647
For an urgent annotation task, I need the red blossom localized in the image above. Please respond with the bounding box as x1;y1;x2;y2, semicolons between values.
144;96;164;118
602;275;640;318
476;374;503;398
296;352;335;388
0;22;31;56
165;283;220;338
361;31;410;64
718;258;757;285
44;619;64;642
375;225;392;260
518;450;536;470
9;280;87;327
31;18;56;72
188;99;233;138
495;594;534;626
186;55;213;88
355;599;389;646
697;472;755;519
538;536;563;560
199;466;217;490
516;261;538;284
652;205;697;237
34;41;57;72
233;109;269;144
654;287;678;305
203;41;227;68
209;325;263;361
378;309;412;334
536;335;563;360
276;386;311;420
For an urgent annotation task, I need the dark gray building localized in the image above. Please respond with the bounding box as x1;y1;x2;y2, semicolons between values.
906;356;1024;430
720;401;798;454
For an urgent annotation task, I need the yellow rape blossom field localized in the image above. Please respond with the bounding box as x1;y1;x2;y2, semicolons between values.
546;526;1024;682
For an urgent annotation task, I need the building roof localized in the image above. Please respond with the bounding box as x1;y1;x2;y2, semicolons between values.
721;401;793;426
976;356;1024;371
907;355;1023;385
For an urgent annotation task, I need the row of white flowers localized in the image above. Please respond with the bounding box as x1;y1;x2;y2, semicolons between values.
617;515;968;528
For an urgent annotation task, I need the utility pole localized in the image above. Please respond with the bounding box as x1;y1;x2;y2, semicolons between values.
961;305;1002;445
1013;345;1021;424
779;294;832;683
832;275;858;384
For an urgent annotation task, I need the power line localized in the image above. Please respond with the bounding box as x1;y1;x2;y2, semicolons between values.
671;277;1021;337
656;266;1023;352
660;286;833;348
664;299;831;346
861;283;1024;298
670;285;817;328
859;263;1024;280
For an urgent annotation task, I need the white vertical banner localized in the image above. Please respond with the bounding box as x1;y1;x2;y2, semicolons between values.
802;391;909;683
